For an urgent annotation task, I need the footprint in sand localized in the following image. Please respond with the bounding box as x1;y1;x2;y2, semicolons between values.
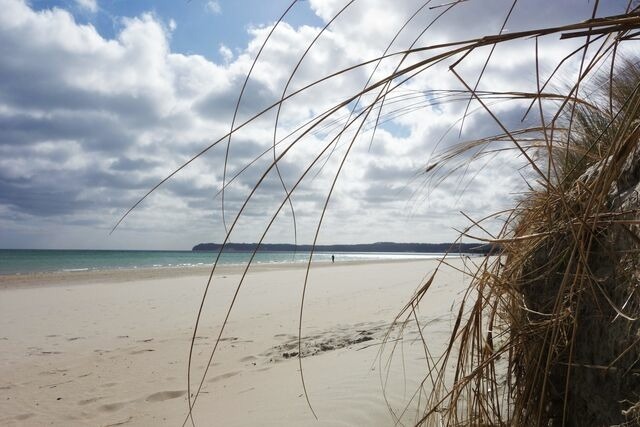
39;368;68;376
145;390;186;402
207;371;240;383
14;413;34;421
104;416;133;426
273;333;298;340
98;402;126;412
130;349;155;355
101;382;118;388
78;396;103;406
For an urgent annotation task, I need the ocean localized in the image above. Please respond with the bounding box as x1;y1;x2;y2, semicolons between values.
0;249;453;275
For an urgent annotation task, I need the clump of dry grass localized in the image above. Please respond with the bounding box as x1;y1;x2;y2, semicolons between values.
115;2;640;425
403;49;640;427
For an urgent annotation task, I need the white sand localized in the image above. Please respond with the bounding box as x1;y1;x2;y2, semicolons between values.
0;258;475;426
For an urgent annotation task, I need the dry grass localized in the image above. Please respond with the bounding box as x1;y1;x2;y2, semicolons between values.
397;32;640;427
115;1;640;425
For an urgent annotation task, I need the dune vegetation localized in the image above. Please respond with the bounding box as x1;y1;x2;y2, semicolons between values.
401;59;640;426
118;1;640;425
389;11;640;427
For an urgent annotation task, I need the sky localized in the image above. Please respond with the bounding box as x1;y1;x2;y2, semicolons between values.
0;0;633;250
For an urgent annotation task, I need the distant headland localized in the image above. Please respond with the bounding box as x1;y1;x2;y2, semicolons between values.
192;242;495;254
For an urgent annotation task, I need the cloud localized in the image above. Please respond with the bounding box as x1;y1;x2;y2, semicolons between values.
0;0;632;249
219;43;233;63
206;0;221;15
75;0;97;13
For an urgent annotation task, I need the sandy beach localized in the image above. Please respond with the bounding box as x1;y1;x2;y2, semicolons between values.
0;258;474;426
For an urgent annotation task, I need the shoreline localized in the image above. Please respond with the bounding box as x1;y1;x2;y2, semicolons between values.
0;255;474;289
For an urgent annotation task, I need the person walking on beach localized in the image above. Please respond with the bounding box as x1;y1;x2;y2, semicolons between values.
331;254;335;263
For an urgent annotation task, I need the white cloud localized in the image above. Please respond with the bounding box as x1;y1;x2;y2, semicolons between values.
206;0;221;15
219;43;233;63
75;0;97;13
0;0;632;249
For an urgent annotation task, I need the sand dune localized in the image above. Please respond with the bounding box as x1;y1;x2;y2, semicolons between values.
0;258;473;426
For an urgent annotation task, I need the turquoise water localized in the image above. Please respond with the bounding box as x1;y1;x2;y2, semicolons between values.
0;249;450;275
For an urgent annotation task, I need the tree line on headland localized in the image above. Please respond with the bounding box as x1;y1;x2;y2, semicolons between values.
192;242;495;254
